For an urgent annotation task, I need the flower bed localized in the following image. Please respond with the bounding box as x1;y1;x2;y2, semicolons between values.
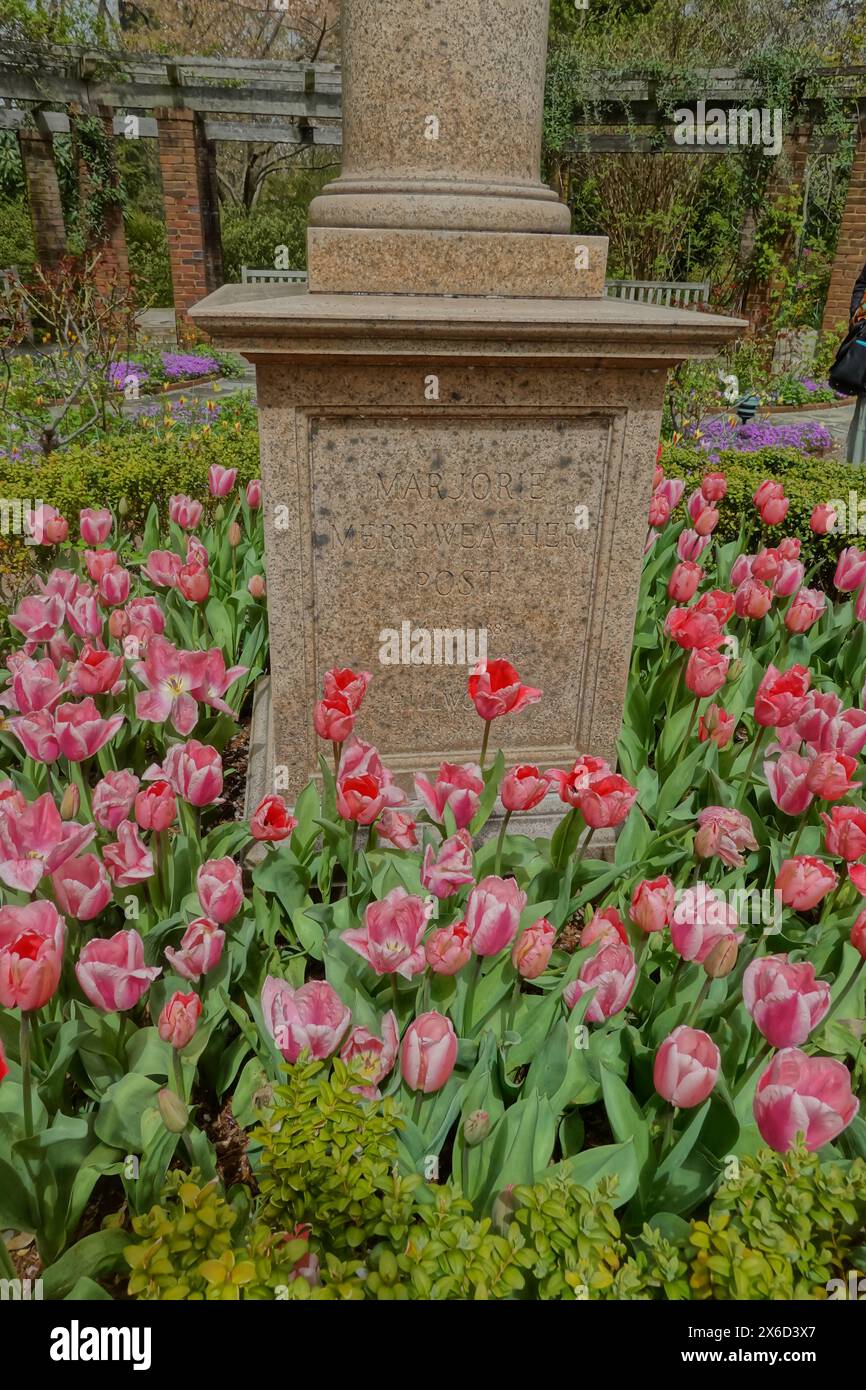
0;449;865;1302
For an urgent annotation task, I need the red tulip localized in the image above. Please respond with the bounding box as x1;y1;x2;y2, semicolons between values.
734;577;773;620
806;751;860;801
698;703;735;748
821;805;866;861
135;779;177;832
500;764;551;812
547;755;610;808
629;876;675;933
667;561;702;603
579;773;637;829
700;472;727;501
314;692;356;743
754;664;810;728
425;920;472;975
664;606;724;651
468;658;541;722
178;562;210;604
322;667;371;712
250;793;297;842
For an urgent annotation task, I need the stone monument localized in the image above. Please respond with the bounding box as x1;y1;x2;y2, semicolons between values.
192;0;743;807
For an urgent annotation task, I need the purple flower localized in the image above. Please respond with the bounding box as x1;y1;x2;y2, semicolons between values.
107;360;150;391
160;353;220;380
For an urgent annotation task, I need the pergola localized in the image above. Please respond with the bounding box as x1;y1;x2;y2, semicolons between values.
2;45;864;338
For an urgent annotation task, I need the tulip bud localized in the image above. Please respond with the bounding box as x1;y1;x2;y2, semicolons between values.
463;1109;490;1146
60;783;80;820
703;935;738;979
108;608;129;639
157;1087;189;1133
228;521;242;547
728;658;744;683
214;503;225;522
118;496;130;519
248;574;266;600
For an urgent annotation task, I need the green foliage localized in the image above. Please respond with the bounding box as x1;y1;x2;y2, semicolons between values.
0;415;260;537
690;1144;866;1300
125;1171;311;1301
220;207;307;282
661;441;858;582
126;210;173;308
254;1057;412;1257
511;1174;625;1298
0;195;36;271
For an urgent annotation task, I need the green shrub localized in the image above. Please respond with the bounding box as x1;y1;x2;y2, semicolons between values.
689;1144;866;1301
126;209;173;308
662;442;861;584
0;195;37;272
0;417;260;540
220;207;307;282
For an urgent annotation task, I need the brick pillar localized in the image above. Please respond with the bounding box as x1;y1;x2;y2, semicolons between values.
743;125;811;332
71;104;130;295
18;121;67;268
822;124;866;334
156;108;224;343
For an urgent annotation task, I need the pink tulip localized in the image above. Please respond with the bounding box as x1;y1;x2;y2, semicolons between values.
336;771;386;825
80;508;113;544
9;710;60;762
165;916;225;982
169;495;203;530
29;503;68;544
464;875;527;956
425;921;472;975
377;810;418;850
133;636;207;737
579;772;638;829
103;820;154;886
670;884;742;963
323;668;371;712
810;503;836;535
0;1039;6;1086
8;592;65;643
822;805;866;861
764;751;814;816
754;480;789;526
246;479;262;508
654;1026;720;1108
7;656;63;713
467;658;541;722
806;751;860;801
776;856;837;911
701;472;727;502
734;577;773;620
134;779;177;832
563;941;636;1022
92;770;140;831
851;911;866;959
197;858;243;925
178;562;210;604
754;664;810;728
340;1010;399;1098
548;755;611;808
261;976;350;1062
144;549;183;588
248;575;266;600
834;546;866;592
629;875;675;934
0;901;65;1011
208;465;237;498
667;561;702;603
743;954;830;1048
773;558;804;598
754;1048;858;1152
656;477;684;511
648;492;670;527
665;605;725;651
343;886;428;978
0;792;94;892
698;703;735;748
582;906;628;948
54;698;124;762
158;990;202;1049
400;1011;458;1093
415;762;483;830
194;649;247;721
76;928;160;1012
693;589;735;625
751;547;780;583
685;647;729;697
51;854;112;922
512;917;555;979
421;830;474;898
500;764;551;812
157;740;223;806
677;529;711;562
98;566;130;607
126;597;165;637
785;588;826;634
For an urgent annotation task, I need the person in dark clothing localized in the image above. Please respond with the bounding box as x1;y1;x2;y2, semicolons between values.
847;262;866;465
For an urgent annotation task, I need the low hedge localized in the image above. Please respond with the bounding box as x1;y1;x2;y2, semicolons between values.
662;442;862;583
0;424;260;540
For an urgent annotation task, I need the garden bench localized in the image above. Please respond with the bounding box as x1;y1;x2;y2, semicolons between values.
604;279;711;308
